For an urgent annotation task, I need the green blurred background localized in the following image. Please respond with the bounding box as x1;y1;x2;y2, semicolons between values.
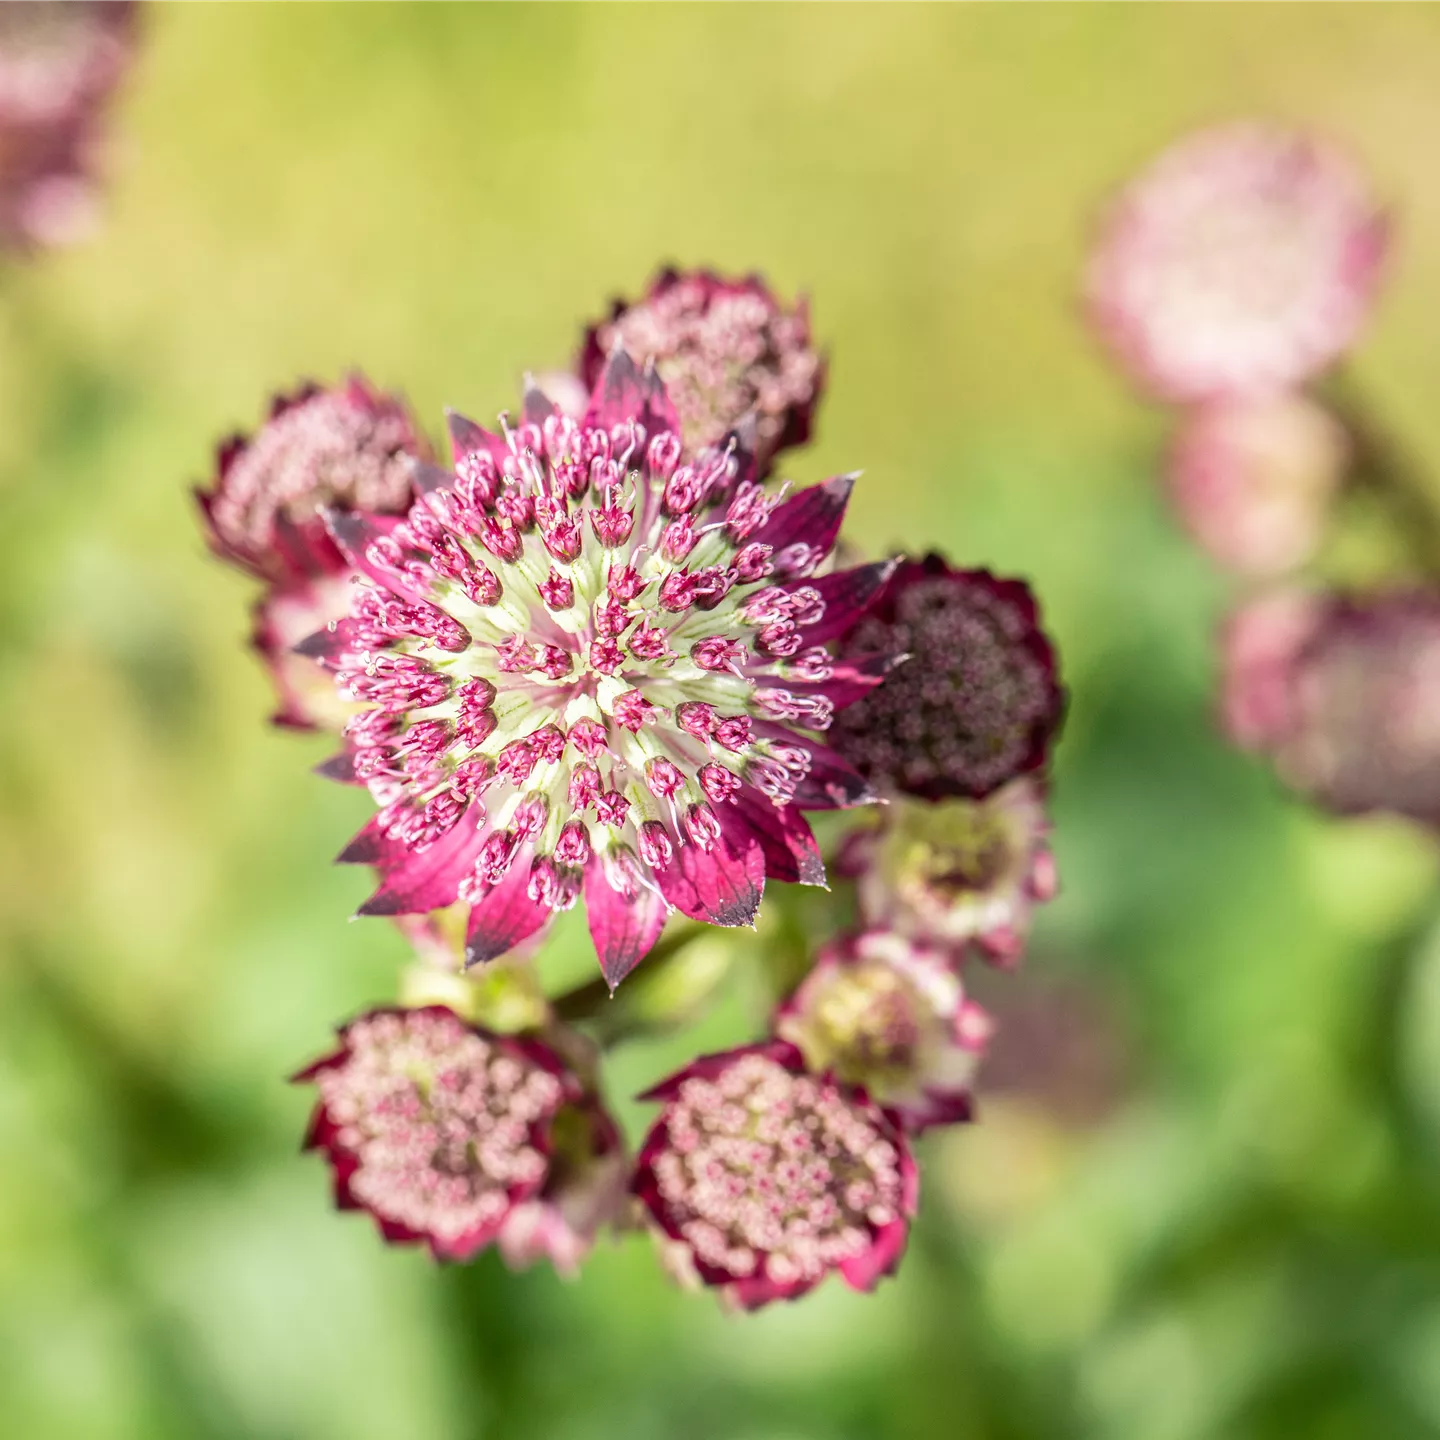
5;5;1440;1437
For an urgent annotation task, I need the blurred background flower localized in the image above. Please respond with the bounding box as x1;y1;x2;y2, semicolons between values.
5;6;1440;1440
0;1;136;253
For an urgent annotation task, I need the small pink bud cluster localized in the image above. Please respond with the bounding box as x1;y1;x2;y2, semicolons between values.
1221;589;1440;826
580;267;823;468
297;1006;576;1260
1087;121;1388;580
197;376;430;729
842;777;1058;967
633;1043;916;1309
830;556;1063;803
774;932;994;1132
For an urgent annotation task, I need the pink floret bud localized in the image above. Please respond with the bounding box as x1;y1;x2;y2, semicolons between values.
633;1043;916;1309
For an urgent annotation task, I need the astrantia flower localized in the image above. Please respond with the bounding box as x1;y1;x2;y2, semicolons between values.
199;377;427;587
828;555;1063;802
844;778;1057;964
580;268;823;467
1087;121;1388;402
295;1005;577;1261
1221;588;1440;825
632;1042;917;1309
1168;395;1347;576
774;931;992;1132
0;1;136;252
197;377;428;728
309;352;892;986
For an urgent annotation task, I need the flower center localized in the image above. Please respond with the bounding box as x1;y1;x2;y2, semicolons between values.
336;409;833;907
833;572;1055;799
317;1009;563;1244
650;1053;903;1286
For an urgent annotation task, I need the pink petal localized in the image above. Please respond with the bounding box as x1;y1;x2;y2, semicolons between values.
292;617;363;666
727;1273;822;1310
464;852;555;966
584;347;682;438
445;411;508;468
837;1214;911;1294
655;826;765;928
322;510;430;604
756;474;854;577
728;792;826;887
764;650;903;709
583;859;669;991
751;724;877;809
336;813;409;867
269;508;347;582
313;751;359;784
409;460;462;498
356;811;484;916
521;379;557;424
785;560;899;645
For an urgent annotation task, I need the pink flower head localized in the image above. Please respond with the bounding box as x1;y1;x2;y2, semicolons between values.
580;268;823;468
1218;588;1325;753
845;778;1058;966
0;1;136;252
1087;122;1389;402
497;1096;630;1276
632;1041;917;1309
828;555;1064;802
1168;395;1348;576
1222;588;1440;825
774;931;993;1132
295;1005;578;1262
313;353;892;988
198;376;427;588
197;377;429;730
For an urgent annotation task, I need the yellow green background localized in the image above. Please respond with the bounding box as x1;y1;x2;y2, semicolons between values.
5;6;1440;1438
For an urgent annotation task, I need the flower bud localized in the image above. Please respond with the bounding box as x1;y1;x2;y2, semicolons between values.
294;1006;577;1262
633;1042;916;1309
853;779;1057;965
775;931;992;1131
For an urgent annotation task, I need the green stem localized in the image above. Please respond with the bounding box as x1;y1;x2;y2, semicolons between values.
550;922;706;1025
1323;370;1440;581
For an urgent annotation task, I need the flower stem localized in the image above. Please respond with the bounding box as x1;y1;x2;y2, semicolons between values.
1323;370;1440;581
550;922;710;1035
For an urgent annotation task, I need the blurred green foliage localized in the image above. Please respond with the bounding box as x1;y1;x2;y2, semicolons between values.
4;6;1440;1439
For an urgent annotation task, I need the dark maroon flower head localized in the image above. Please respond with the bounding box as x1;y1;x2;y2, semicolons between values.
579;267;823;469
295;1005;579;1262
309;352;894;987
828;555;1064;801
0;1;136;253
632;1041;917;1310
197;376;428;588
1221;588;1440;826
